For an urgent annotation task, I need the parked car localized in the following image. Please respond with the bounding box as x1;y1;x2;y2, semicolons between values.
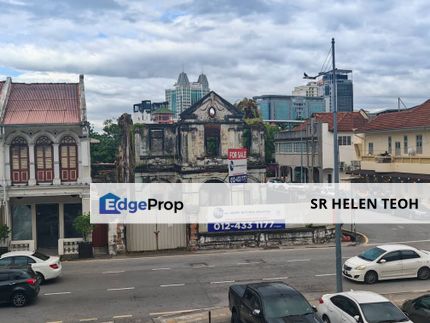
229;281;323;323
342;244;430;284
401;294;430;323
0;251;62;283
0;268;40;307
317;290;412;323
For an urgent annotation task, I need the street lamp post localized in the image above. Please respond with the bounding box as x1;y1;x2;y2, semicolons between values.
304;38;343;292
331;38;343;293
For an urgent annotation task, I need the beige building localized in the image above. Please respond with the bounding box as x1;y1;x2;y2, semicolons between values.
292;82;320;97
353;100;430;182
0;76;92;255
274;111;368;182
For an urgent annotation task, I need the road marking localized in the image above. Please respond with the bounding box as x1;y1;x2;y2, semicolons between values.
107;287;135;291
44;292;71;296
315;273;336;277
102;270;125;274
152;267;171;271
150;308;212;316
237;262;261;265
113;314;133;319
262;276;288;281
79;319;98;322
210;280;235;284
287;258;310;262
160;283;185;287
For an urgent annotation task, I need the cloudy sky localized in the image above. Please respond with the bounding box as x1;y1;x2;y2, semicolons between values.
0;0;429;129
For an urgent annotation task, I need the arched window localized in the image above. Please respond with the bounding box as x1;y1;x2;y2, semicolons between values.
10;136;29;184
60;136;78;182
35;136;53;183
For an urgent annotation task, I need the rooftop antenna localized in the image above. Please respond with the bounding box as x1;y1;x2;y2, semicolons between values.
397;97;407;111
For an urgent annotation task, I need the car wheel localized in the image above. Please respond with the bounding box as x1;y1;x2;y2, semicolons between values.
36;272;45;284
417;267;430;280
364;271;378;284
11;292;28;307
231;310;240;323
322;315;331;323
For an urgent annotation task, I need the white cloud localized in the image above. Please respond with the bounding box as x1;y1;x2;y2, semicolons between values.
1;0;430;127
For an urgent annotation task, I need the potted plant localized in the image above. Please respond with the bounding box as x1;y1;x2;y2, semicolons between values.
0;224;10;256
73;213;94;258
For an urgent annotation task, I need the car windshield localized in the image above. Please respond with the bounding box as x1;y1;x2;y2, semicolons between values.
358;247;386;261
263;293;314;319
32;251;50;261
361;302;409;323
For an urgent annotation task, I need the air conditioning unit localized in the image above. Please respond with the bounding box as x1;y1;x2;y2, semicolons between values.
408;147;416;156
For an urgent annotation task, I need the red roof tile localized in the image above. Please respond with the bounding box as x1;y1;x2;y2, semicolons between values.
362;100;430;132
294;111;368;132
3;82;81;125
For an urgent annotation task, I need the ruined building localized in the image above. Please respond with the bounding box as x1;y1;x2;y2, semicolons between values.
134;91;266;183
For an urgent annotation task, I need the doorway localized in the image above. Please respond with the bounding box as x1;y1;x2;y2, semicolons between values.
36;204;59;249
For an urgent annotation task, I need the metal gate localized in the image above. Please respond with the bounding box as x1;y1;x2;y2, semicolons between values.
126;224;187;251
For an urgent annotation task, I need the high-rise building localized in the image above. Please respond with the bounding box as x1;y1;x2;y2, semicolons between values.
292;82;320;97
318;69;353;112
165;72;210;118
253;95;325;129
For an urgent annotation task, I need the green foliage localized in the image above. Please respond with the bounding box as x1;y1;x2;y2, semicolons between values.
235;98;262;121
264;123;280;163
90;119;121;164
0;224;10;243
73;213;94;242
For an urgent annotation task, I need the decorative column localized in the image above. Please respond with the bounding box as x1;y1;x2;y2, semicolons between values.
53;143;61;185
28;144;36;186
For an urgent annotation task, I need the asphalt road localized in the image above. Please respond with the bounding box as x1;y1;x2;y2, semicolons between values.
2;226;430;323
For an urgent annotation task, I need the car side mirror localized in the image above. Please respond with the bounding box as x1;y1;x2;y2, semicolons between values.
312;305;317;312
252;309;261;316
354;315;362;323
379;259;386;264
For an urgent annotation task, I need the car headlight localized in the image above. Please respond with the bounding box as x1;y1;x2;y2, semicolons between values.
355;265;366;270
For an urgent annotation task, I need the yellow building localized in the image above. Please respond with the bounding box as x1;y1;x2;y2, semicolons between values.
353;100;430;182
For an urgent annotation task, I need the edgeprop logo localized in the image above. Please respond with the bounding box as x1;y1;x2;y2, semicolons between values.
99;193;184;215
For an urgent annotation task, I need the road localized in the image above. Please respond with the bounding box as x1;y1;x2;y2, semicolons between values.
2;226;430;323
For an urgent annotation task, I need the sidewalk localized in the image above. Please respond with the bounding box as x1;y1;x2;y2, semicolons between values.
151;290;429;323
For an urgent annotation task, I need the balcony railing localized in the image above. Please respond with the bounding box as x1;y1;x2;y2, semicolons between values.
362;155;430;164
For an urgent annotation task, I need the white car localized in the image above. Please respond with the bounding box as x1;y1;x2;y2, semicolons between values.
343;244;430;284
317;290;412;323
0;251;62;282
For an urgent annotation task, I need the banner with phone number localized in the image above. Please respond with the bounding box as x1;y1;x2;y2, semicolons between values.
208;221;286;232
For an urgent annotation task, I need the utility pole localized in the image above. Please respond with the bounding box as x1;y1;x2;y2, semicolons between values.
332;38;343;292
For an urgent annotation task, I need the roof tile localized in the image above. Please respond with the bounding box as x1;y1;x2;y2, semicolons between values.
3;82;81;125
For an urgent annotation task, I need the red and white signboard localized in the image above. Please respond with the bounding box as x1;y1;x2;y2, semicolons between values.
228;148;248;181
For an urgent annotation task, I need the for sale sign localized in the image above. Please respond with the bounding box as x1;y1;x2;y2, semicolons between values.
228;148;247;180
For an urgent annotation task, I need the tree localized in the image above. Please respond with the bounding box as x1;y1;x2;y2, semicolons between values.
235;98;261;123
264;123;280;163
0;224;10;245
90;119;121;164
73;213;94;242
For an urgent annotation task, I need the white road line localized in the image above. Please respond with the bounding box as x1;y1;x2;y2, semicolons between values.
44;292;71;296
237;262;261;265
79;319;98;322
102;270;125;274
160;283;185;287
210;280;235;284
315;273;336;277
262;276;288;281
287;259;310;262
107;287;135;291
113;314;133;319
152;267;171;271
